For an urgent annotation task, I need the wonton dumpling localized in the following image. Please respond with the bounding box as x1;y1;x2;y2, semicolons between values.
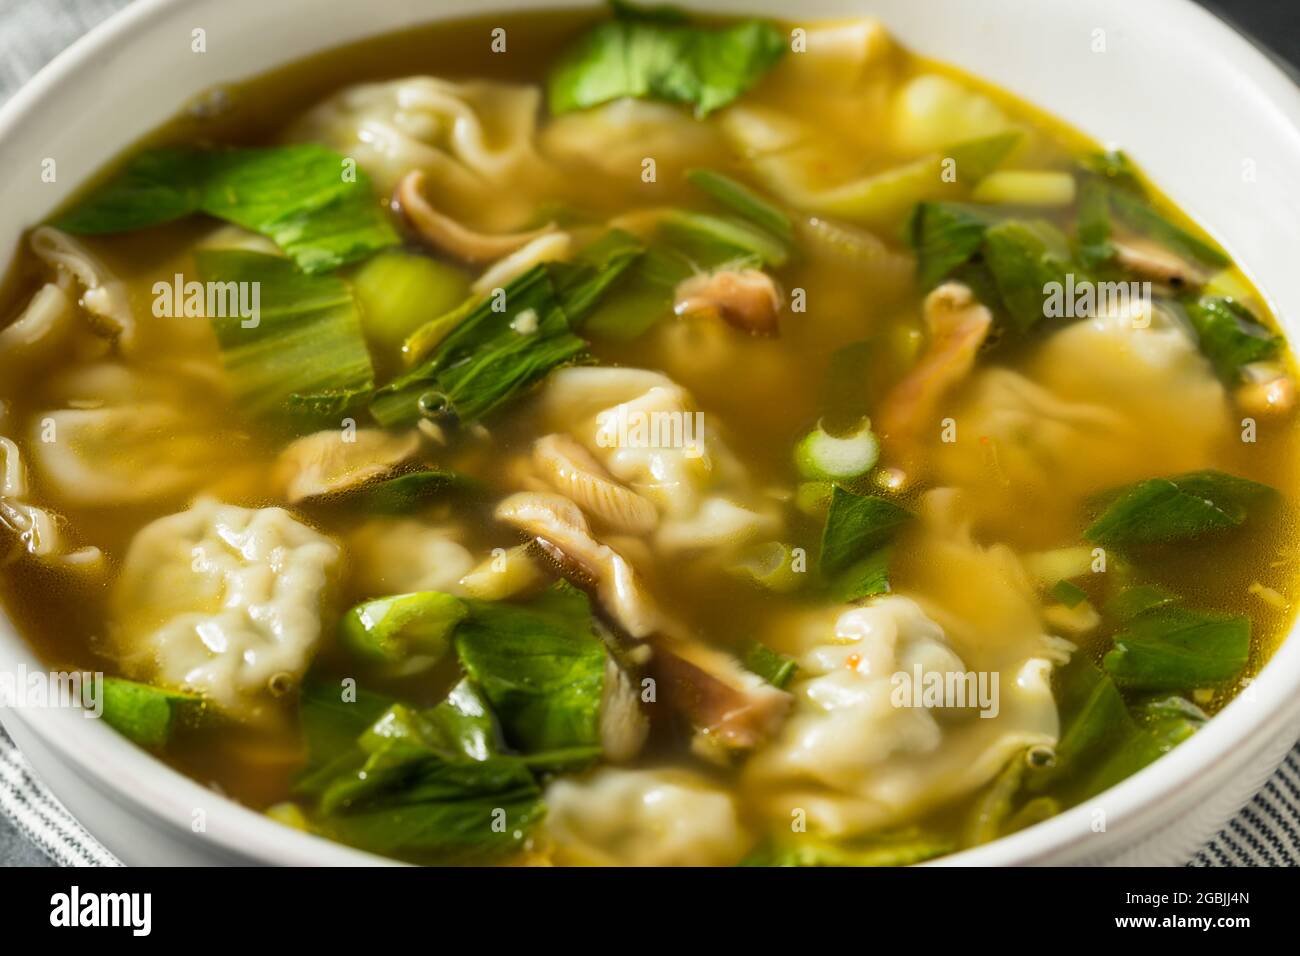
110;500;341;723
345;518;475;598
545;768;751;866
290;77;553;229
541;98;724;185
540;367;779;552
26;363;233;508
745;594;1058;837
936;310;1230;527
747;490;1062;837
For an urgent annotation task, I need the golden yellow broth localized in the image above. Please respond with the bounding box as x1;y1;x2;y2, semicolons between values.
1;9;1297;857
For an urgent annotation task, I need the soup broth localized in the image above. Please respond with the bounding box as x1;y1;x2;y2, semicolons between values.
1;6;1297;865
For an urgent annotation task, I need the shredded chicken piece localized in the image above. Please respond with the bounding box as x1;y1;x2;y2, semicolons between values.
877;282;993;472
495;491;790;751
395;169;554;264
674;268;782;335
533;434;658;534
1112;235;1204;288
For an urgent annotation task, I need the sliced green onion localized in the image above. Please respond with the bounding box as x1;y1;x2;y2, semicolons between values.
795;419;880;480
659;209;789;267
686;168;793;243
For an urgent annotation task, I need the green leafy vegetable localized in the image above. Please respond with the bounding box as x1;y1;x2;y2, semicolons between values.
1081;695;1207;797
906;202;995;288
455;583;608;755
1104;583;1180;621
1080;149;1142;190
370;265;584;427
1182;296;1280;381
310;698;543;862
549;229;647;322
1050;579;1088;608
196;250;375;420
1040;656;1134;792
818;487;913;601
1084;469;1277;549
658;209;788;267
57;145;398;273
982;219;1076;333
962;750;1029;846
337;470;477;514
1103;607;1250;691
686;168;793;243
1034;656;1211;803
1107;188;1229;270
578;244;695;341
1074;176;1115;270
828;546;894;604
100;677;208;750
740;640;798;689
742;832;952;867
548;4;785;118
339;591;468;674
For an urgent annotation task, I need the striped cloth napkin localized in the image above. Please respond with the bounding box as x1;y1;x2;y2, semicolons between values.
1;0;1298;868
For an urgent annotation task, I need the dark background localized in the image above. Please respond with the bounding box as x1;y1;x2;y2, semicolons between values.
0;0;1297;868
1202;0;1300;75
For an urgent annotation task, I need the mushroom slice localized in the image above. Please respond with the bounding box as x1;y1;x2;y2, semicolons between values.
533;433;658;534
876;281;993;473
649;636;792;755
495;491;790;751
29;227;135;351
1112;235;1205;288
395;169;555;264
274;427;421;504
600;653;651;762
496;491;662;638
674;268;782;335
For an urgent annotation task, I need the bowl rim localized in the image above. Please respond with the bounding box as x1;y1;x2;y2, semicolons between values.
0;0;1298;867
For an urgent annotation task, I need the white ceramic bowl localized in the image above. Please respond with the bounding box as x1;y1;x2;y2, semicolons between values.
2;0;1299;866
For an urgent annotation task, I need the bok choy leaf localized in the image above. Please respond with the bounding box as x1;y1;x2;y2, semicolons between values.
1084;469;1277;550
456;583;608;755
57;145;399;273
819;487;914;601
548;2;786;118
1182;296;1280;381
1102;607;1250;691
196;250;375;421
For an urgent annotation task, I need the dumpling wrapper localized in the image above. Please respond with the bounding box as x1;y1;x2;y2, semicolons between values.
110;500;341;724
